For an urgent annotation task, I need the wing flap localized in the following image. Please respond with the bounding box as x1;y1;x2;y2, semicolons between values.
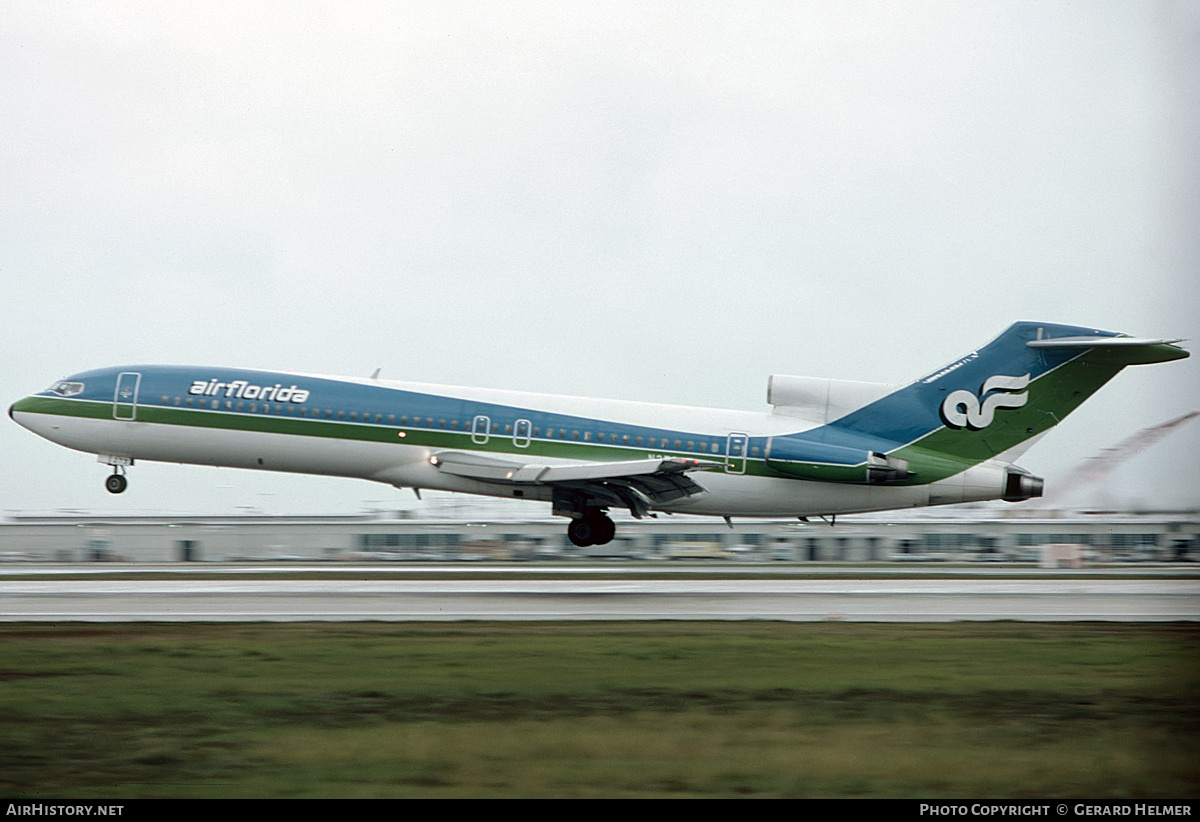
432;451;719;483
430;451;719;515
430;452;532;482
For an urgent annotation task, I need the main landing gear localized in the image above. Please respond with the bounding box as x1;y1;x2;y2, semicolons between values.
551;490;621;548
567;511;616;548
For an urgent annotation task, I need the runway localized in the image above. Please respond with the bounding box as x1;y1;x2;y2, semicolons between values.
2;576;1197;621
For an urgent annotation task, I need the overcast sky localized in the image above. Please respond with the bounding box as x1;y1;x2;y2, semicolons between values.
2;1;1197;518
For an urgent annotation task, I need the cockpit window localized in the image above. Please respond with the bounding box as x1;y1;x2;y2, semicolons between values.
47;381;85;396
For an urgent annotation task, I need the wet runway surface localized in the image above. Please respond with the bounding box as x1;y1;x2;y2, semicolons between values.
2;572;1197;621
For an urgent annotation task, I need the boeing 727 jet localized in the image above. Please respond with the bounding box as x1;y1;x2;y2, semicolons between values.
9;322;1189;546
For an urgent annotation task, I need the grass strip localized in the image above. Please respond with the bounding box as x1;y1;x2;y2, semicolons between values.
1;622;1196;798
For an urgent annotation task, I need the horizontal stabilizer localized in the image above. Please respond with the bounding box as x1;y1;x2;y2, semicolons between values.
1027;335;1183;348
1027;334;1188;365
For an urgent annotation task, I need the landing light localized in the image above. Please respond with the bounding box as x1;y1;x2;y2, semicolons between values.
429;456;439;465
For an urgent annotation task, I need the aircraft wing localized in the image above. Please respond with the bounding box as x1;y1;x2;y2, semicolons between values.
430;451;721;518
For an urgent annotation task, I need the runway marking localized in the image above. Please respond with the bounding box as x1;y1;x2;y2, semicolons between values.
2;578;1197;622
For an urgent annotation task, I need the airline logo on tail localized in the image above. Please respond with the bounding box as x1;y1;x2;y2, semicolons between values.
940;373;1030;430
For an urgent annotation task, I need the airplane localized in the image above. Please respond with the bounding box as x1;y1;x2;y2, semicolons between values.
8;321;1189;547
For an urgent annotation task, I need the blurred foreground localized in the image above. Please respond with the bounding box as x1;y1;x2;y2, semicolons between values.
2;622;1196;798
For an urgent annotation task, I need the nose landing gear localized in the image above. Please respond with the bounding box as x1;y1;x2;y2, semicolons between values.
100;456;133;494
105;470;128;494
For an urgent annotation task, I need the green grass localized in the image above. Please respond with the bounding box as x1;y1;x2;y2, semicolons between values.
1;622;1197;798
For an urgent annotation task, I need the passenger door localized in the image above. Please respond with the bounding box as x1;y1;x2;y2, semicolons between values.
113;372;141;420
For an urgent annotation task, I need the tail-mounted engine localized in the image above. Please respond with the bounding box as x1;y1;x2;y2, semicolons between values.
1003;469;1044;502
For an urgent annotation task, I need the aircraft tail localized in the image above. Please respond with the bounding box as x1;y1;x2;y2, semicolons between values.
764;322;1188;488
878;321;1188;480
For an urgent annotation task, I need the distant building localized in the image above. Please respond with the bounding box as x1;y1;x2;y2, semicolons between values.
0;510;1196;565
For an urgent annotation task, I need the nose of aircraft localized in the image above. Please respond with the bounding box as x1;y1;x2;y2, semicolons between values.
9;396;36;428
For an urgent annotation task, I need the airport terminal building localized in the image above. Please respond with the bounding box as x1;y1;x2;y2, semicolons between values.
1;509;1196;565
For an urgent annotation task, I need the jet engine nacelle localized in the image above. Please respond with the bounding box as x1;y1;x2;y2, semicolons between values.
767;374;896;424
927;462;1045;506
1003;469;1044;502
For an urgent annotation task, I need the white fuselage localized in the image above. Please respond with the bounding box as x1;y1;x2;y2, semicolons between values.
10;377;1008;519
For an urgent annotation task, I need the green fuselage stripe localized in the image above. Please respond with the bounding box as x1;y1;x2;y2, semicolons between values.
16;395;722;469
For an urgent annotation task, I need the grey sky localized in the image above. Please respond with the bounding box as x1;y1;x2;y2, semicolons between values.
3;1;1197;517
